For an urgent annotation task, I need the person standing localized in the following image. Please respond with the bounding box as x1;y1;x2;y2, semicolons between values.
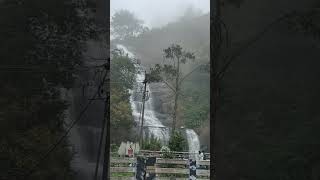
199;151;204;161
198;151;204;169
128;145;134;158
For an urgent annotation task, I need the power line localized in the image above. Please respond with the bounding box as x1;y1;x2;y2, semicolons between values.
93;70;108;180
22;65;108;179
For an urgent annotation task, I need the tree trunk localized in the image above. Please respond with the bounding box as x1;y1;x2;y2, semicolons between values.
172;58;180;135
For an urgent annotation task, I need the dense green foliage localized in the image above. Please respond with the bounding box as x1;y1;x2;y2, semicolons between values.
110;49;136;144
181;81;210;128
0;0;96;179
168;131;187;152
142;135;162;151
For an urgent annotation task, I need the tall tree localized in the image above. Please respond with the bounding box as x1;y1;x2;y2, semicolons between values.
168;131;187;152
110;49;136;144
148;44;195;134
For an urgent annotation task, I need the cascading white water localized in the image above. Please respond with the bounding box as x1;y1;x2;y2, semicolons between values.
186;129;201;159
129;67;170;144
116;44;200;153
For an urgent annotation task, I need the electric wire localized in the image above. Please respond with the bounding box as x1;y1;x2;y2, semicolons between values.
23;64;108;179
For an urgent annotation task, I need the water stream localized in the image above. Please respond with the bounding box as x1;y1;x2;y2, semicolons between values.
116;44;200;154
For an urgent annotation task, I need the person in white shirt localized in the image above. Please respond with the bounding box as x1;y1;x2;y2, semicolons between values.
199;151;204;161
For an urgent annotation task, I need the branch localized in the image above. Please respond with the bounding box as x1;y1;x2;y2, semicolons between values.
179;63;208;85
162;80;176;93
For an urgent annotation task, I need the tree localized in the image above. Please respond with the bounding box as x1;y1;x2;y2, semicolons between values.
110;49;136;89
148;44;195;134
111;9;148;41
181;88;209;129
168;131;187;152
110;48;136;144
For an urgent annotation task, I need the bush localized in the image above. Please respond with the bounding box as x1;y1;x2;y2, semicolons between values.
111;144;119;152
142;135;162;151
161;146;174;159
168;131;187;152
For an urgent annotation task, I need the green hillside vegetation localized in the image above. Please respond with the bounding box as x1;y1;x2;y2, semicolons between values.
110;49;137;144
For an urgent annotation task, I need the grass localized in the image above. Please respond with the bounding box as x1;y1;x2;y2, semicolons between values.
111;172;135;177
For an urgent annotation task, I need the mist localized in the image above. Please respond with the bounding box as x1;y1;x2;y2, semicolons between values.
110;0;210;28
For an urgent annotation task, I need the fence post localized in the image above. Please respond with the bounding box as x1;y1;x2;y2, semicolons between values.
189;159;197;180
146;157;157;180
145;157;156;180
136;156;146;180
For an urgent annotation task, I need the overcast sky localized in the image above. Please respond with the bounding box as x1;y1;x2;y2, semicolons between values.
111;0;210;28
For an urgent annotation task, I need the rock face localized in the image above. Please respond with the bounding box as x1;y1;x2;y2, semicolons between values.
148;82;173;127
198;120;210;151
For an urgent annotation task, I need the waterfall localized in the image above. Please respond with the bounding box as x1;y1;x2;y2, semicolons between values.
186;129;200;159
129;66;170;144
116;44;201;154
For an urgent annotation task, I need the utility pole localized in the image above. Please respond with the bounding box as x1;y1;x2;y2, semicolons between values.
94;0;109;178
94;65;108;180
102;78;110;180
139;71;147;148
